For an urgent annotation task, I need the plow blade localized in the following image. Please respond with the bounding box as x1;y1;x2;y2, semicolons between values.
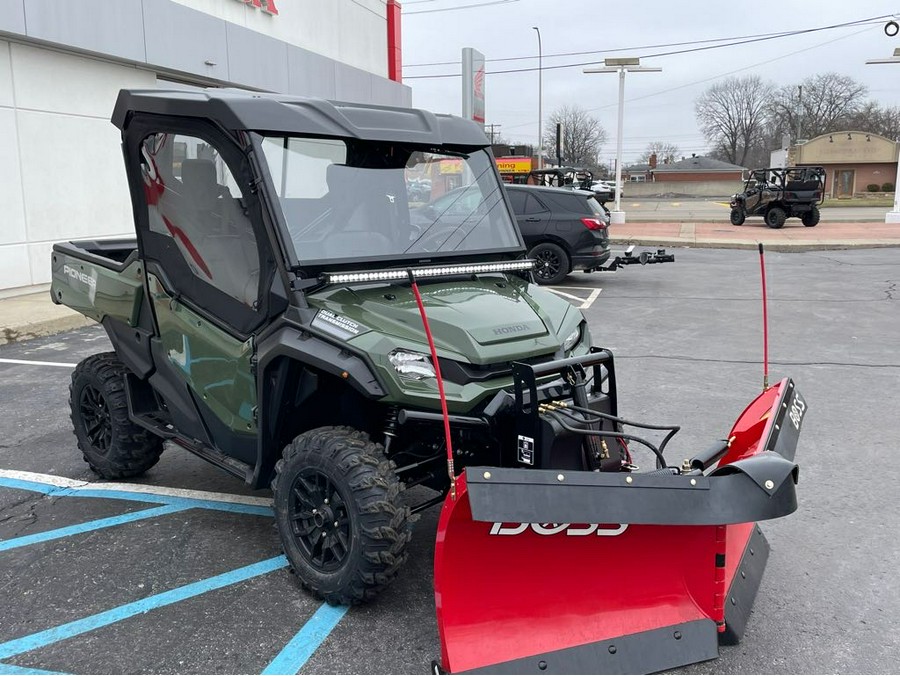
434;379;804;674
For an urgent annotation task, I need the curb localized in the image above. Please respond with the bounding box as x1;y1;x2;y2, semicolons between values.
0;314;96;346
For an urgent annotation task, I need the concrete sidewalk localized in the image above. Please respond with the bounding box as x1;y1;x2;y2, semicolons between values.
0;290;94;346
610;220;900;251
1;220;898;345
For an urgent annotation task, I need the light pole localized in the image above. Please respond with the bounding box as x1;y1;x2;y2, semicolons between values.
532;26;542;170
866;48;900;223
584;58;661;223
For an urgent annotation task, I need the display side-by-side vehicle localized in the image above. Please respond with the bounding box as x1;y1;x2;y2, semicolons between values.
51;89;805;674
730;166;826;228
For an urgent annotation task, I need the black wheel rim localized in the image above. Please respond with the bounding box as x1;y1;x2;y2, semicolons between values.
289;470;352;572
534;248;561;280
80;384;112;453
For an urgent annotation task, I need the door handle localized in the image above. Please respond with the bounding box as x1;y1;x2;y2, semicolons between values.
524;217;541;222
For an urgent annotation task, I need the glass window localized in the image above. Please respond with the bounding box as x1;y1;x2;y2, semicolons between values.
506;189;527;214
140;133;260;307
523;194;546;215
260;137;523;265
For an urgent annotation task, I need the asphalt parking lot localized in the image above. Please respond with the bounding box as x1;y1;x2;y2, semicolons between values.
1;247;898;674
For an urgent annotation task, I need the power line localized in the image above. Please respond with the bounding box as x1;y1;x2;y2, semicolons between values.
497;23;877;133
404;0;520;15
404;14;891;79
404;16;887;68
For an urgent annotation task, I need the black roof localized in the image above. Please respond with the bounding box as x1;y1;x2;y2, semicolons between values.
505;184;594;197
112;88;489;147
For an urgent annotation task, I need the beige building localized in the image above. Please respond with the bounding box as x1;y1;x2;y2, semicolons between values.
791;132;898;198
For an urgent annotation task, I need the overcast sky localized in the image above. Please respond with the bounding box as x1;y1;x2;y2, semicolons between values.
400;1;900;167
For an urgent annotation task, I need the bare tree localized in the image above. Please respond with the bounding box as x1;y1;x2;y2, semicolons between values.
543;105;607;168
844;102;900;140
768;73;868;140
639;142;679;165
695;75;773;166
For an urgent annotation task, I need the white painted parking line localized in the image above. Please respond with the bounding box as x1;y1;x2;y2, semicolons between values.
0;358;77;368
0;469;272;507
547;287;602;310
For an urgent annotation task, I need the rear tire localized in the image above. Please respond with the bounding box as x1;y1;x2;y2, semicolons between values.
70;353;164;479
802;206;820;227
273;426;411;606
528;242;570;285
730;208;745;225
765;207;787;229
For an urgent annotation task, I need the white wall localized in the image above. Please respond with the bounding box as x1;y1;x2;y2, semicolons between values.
0;41;156;291
167;0;389;76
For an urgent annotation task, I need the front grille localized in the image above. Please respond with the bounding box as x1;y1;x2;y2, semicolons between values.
438;352;557;385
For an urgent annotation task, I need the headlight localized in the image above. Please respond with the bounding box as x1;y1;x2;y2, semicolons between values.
562;325;582;352
389;349;436;380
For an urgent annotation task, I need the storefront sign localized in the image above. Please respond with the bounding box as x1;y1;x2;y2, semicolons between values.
439;159;464;174
496;157;532;173
234;0;279;15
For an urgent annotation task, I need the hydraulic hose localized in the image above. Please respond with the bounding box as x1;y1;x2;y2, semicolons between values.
542;408;673;469
544;404;680;467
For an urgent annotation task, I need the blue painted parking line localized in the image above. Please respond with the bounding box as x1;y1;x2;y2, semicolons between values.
0;504;188;552
0;663;68;675
261;603;349;675
0;556;289;661
0;477;272;517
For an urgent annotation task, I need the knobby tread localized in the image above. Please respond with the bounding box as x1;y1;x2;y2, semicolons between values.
272;425;411;606
69;352;164;479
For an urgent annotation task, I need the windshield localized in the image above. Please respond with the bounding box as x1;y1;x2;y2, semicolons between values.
259;136;523;266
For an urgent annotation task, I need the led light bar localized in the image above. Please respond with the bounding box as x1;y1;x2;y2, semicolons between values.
323;260;535;285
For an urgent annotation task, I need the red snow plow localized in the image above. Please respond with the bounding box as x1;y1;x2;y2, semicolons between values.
433;351;805;674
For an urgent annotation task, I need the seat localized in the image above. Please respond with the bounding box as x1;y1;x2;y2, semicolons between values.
318;164;410;258
179;159;260;306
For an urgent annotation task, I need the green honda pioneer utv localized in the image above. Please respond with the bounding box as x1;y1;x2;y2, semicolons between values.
51;91;805;674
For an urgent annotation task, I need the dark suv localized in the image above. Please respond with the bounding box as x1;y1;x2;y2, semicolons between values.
505;184;611;285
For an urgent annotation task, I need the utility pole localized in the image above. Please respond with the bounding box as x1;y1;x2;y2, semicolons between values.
796;85;803;143
486;123;502;145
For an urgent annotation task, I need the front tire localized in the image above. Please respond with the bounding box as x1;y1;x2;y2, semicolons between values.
70;353;164;479
529;242;570;285
802;206;820;227
765;207;787;229
730;208;745;225
273;426;411;605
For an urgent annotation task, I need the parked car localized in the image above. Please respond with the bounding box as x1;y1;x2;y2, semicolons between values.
591;180;624;201
504;184;611;285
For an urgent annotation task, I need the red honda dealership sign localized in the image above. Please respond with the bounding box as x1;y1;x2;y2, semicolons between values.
235;0;279;15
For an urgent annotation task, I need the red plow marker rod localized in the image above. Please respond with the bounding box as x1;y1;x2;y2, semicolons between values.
759;243;769;391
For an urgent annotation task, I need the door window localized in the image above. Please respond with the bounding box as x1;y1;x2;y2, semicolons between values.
140;133;261;307
522;193;547;215
507;189;528;214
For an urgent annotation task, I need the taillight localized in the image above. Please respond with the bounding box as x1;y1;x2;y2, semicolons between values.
581;217;606;231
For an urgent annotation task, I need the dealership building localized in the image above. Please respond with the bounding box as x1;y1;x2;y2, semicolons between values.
0;0;408;295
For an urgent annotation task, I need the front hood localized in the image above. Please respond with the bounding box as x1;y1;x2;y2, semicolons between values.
308;277;578;365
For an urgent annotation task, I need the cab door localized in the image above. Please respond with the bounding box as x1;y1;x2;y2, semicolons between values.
123;118;275;466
